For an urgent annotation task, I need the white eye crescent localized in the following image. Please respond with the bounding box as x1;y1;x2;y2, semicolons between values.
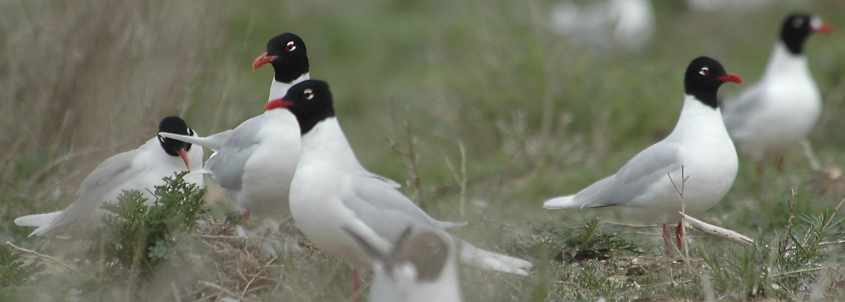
698;66;709;76
285;41;297;52
304;88;314;100
811;17;822;30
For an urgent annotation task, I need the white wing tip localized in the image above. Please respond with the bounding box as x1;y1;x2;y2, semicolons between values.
542;195;577;209
460;243;534;276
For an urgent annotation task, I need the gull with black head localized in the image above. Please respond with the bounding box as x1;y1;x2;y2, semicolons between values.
280;79;533;299
253;32;311;102
723;13;833;173
159;33;313;222
15;116;204;237
544;56;743;254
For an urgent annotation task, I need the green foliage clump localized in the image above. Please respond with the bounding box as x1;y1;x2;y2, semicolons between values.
704;204;844;300
528;219;642;263
98;172;206;275
0;245;43;288
560;219;643;262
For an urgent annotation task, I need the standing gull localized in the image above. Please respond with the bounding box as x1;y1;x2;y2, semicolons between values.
544;57;742;253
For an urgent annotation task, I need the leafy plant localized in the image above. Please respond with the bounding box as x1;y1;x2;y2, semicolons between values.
0;245;43;288
97;171;206;275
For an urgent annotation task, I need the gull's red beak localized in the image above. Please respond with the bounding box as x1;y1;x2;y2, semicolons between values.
177;148;191;169
252;52;278;71
718;73;743;84
814;22;834;33
265;98;293;110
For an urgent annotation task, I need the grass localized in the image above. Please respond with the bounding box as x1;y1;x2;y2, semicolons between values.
1;0;845;301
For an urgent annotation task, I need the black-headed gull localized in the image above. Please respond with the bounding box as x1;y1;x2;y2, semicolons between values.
15;116;203;237
345;226;462;302
253;32;311;102
280;79;532;298
544;57;742;254
158;99;300;220
723;13;832;172
159;33;312;221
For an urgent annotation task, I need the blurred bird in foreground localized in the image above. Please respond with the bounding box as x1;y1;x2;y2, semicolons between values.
345;226;463;302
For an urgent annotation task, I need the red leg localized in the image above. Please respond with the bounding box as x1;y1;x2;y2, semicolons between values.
662;224;674;256
675;221;685;254
241;208;251;223
351;269;361;302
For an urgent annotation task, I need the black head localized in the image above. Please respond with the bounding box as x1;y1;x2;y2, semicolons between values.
780;13;832;55
684;56;743;108
157;116;194;168
252;32;310;83
265;79;334;134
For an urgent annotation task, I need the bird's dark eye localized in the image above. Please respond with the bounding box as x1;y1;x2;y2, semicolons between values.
304;88;315;100
698;67;709;76
793;18;804;28
285;41;297;52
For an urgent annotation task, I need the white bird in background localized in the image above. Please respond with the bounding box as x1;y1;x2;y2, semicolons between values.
550;0;655;52
345;226;463;302
161;33;311;221
544;57;743;254
282;80;532;298
686;0;774;12
15;116;204;237
722;13;833;173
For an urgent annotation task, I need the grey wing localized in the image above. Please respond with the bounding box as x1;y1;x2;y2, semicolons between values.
49;148;141;231
722;82;764;139
340;174;442;242
362;170;401;188
206;116;265;190
578;142;681;207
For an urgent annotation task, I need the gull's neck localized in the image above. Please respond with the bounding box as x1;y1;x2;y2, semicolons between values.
763;42;809;80
268;73;311;102
300;117;364;171
669;95;728;140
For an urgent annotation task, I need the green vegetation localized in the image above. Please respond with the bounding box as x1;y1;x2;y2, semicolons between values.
98;172;206;275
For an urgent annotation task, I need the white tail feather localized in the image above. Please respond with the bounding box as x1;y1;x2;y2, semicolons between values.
158;132;223;150
542;195;579;209
436;220;468;229
14;211;62;237
458;241;532;276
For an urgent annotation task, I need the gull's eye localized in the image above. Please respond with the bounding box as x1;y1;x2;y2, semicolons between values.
698;66;710;76
793;18;804;28
304;88;314;100
285;41;297;52
811;17;822;30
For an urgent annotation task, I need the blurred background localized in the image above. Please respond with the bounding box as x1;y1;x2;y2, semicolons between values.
2;0;845;301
